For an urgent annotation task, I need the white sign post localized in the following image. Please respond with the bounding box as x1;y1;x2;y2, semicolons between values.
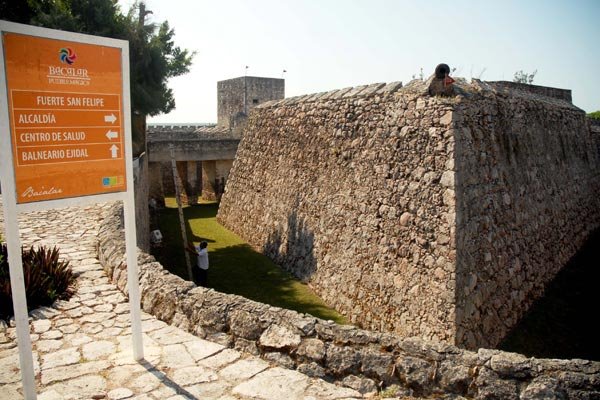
0;20;144;399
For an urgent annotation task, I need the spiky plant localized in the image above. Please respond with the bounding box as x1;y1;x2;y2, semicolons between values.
0;243;75;320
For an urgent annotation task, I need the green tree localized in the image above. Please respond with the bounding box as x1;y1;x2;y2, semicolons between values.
123;2;193;117
513;69;537;84
0;0;36;23
588;111;600;120
0;0;194;154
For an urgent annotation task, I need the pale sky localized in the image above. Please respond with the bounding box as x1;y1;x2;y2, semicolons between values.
118;0;600;124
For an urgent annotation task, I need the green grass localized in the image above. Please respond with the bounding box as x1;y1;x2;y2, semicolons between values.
151;198;347;324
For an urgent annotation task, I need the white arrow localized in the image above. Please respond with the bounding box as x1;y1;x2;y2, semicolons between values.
104;114;117;124
105;130;118;140
110;144;119;158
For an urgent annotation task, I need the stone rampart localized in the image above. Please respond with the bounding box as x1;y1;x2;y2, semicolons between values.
453;81;600;348
218;81;461;345
96;202;600;399
217;79;600;349
485;81;572;103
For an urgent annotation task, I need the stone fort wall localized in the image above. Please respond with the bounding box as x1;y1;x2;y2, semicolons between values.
452;81;600;348
219;81;459;344
217;79;600;349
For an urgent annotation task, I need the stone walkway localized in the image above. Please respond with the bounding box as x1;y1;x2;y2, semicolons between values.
0;200;363;399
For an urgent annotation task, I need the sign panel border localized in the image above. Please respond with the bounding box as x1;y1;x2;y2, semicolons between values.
0;20;143;399
2;22;130;206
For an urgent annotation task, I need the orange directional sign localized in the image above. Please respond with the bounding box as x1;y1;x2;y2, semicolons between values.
2;32;127;203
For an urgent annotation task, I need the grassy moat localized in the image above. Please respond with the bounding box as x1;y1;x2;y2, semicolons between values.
152;198;599;361
151;198;347;324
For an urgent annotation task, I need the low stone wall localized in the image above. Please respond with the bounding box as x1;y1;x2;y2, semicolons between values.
97;202;600;399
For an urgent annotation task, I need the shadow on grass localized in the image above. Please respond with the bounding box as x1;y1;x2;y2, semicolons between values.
499;229;600;361
151;201;346;324
209;243;342;322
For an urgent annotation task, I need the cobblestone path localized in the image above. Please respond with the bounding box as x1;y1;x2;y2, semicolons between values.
0;199;362;399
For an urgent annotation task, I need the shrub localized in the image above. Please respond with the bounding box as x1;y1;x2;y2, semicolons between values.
514;69;537;84
588;111;600;121
0;243;75;320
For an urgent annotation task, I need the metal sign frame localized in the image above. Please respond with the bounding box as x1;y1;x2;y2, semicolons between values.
0;20;143;399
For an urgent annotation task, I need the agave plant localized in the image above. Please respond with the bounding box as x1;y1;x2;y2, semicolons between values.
0;243;75;320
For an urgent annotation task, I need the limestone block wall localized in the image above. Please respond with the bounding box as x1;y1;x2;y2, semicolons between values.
453;83;600;348
218;82;459;343
218;80;600;349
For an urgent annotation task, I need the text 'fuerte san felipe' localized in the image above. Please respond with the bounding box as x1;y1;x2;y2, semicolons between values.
36;95;104;107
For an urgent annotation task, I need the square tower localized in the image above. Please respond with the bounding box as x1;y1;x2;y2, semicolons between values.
217;76;285;129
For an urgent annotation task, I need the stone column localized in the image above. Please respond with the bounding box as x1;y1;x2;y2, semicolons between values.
215;160;234;201
148;162;165;206
175;161;188;204
159;162;172;196
186;161;198;205
202;160;217;201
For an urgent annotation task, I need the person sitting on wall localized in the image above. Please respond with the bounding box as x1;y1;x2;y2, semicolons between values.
428;63;456;97
187;241;209;286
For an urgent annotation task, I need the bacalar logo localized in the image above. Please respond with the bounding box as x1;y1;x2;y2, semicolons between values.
59;47;77;65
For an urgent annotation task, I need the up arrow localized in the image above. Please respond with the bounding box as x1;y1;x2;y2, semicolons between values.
104;114;117;124
110;144;119;158
106;130;119;140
